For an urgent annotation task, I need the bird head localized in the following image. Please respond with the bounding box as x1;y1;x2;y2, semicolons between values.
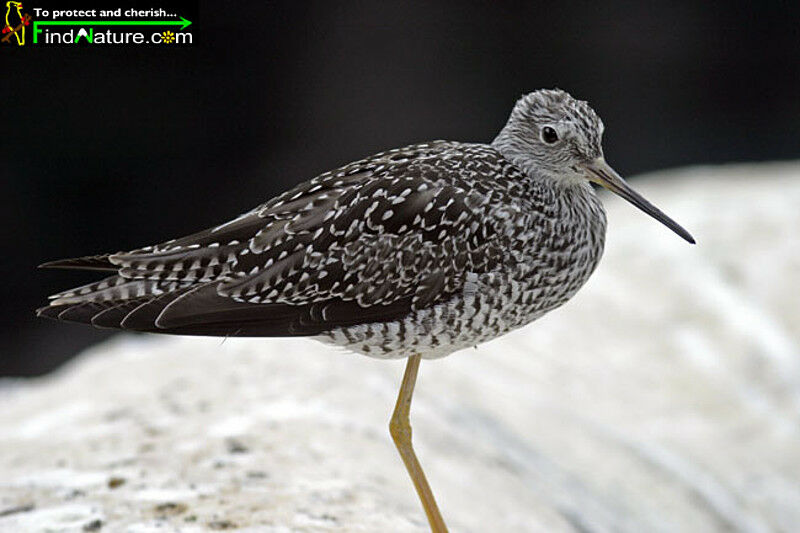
493;88;695;244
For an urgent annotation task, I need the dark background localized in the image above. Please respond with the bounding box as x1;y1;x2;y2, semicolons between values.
2;1;799;376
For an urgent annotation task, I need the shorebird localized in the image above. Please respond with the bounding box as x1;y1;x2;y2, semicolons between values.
38;89;694;532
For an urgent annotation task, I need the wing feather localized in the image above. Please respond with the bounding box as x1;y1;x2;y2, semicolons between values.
39;254;117;271
38;141;515;336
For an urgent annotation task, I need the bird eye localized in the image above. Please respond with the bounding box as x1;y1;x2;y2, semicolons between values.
541;126;559;144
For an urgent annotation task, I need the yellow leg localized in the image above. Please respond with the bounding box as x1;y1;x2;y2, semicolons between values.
389;354;448;533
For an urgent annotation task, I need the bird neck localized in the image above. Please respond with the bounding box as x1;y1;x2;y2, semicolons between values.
491;121;535;174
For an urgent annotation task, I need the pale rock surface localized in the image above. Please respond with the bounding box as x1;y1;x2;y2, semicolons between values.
1;162;799;532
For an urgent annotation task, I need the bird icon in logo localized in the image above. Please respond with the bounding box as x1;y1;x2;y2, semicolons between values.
2;1;30;46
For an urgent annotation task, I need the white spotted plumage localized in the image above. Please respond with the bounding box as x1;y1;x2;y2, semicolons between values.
39;89;610;360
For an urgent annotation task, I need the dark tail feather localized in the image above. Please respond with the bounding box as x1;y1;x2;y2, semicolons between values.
37;297;155;329
91;298;153;328
120;289;194;330
36;304;68;320
53;300;115;324
39;255;117;271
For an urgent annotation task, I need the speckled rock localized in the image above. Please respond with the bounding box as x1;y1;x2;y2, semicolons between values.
1;162;799;532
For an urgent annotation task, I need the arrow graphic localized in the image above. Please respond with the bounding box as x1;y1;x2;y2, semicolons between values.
33;16;192;43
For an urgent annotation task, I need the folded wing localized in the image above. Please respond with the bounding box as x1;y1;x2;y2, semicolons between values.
38;142;508;337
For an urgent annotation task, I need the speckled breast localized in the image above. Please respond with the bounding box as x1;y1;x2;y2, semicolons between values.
320;181;607;360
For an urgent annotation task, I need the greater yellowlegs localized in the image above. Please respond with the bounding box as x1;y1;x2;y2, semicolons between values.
39;89;694;532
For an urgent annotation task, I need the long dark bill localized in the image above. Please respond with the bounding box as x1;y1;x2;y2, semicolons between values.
583;158;695;244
